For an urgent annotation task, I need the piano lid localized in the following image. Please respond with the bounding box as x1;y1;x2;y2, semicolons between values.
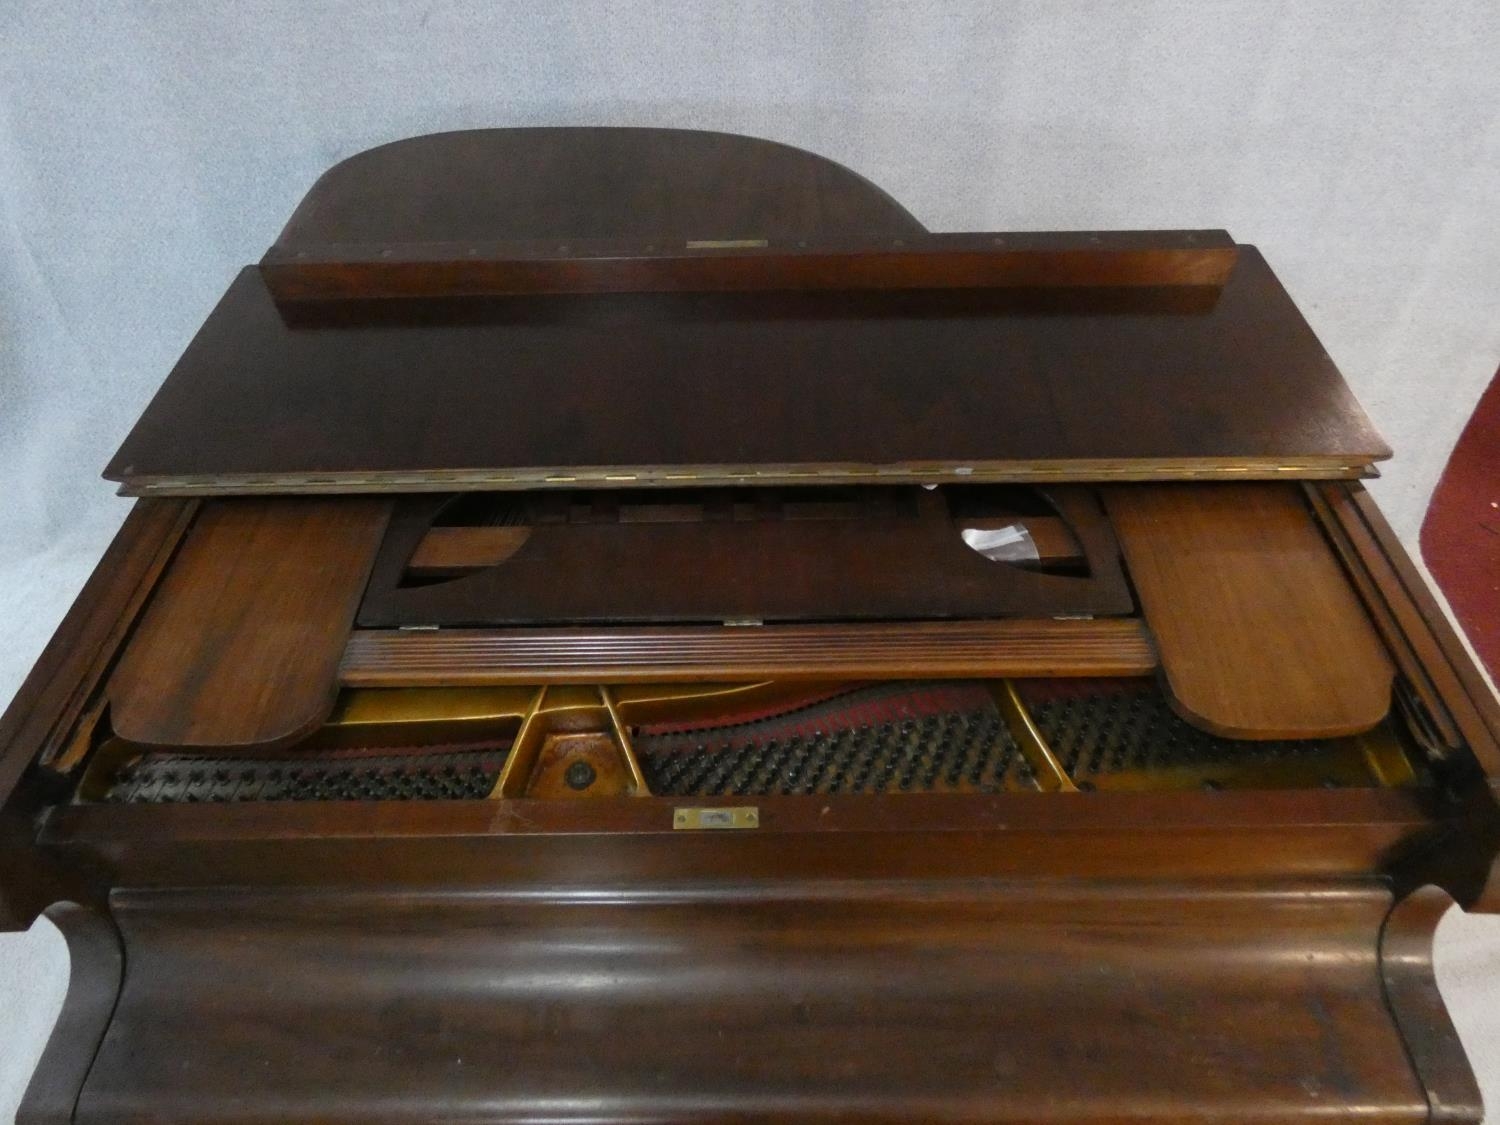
103;129;1389;496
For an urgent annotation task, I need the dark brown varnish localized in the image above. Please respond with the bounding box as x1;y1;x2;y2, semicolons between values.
260;230;1238;301
2;127;1497;1125
358;487;1131;626
104;247;1390;495
65;881;1427;1125
272;127;929;246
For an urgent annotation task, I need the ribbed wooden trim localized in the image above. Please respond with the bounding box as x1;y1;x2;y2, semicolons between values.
340;619;1156;686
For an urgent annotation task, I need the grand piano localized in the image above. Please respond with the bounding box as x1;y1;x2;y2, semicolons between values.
3;127;1497;1124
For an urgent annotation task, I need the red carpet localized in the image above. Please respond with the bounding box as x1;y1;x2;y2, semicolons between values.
1421;367;1500;681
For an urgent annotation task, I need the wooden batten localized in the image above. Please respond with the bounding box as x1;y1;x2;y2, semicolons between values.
259;230;1238;302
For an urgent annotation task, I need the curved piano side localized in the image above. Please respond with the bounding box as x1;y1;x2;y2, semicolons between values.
16;904;123;1125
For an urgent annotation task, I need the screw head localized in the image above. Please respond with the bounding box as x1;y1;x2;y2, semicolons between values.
564;760;598;791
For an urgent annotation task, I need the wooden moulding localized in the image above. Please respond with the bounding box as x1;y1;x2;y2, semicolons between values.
1308;482;1500;910
1103;483;1395;740
259;230;1238;302
339;618;1158;687
1312;483;1500;772
1305;484;1466;751
0;499;197;802
118;461;1383;498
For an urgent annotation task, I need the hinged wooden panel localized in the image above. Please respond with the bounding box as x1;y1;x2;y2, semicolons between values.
107;499;392;750
1104;483;1395;739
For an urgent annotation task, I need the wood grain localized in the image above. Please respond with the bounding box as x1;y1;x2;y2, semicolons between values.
0;500;196;801
108;499;391;750
359;487;1132;626
1379;887;1485;1122
407;526;532;573
16;905;123;1125
1311;482;1500;909
39;786;1448;891
68;881;1428;1125
260;230;1238;302
1305;484;1464;749
1104;483;1394;739
5;125;1494;1125
407;515;1084;575
340;619;1157;685
273;127;927;247
103;246;1391;495
1334;484;1500;767
99;126;1389;496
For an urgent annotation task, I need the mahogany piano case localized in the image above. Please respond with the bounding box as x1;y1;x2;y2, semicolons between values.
3;127;1498;1125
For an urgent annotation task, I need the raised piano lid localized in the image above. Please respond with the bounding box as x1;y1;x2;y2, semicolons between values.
102;128;1390;495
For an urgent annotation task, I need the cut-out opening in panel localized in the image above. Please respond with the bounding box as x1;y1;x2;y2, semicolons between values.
371;485;1118;620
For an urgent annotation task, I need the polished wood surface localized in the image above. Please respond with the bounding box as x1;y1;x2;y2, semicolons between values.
261;229;1237;302
340;619;1158;686
16;905;123;1125
359;487;1131;626
407;525;531;573
104;244;1390;496
1306;483;1465;751
35;785;1451;892
1104;483;1395;739
0;500;195;798
108;499;391;749
406;514;1085;575
106;127;1386;496
274;127;926;247
1379;887;1485;1122
65;881;1430;1125
1319;483;1500;774
5;127;1499;1125
21;779;1469;1122
1313;482;1500;908
0;500;195;927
